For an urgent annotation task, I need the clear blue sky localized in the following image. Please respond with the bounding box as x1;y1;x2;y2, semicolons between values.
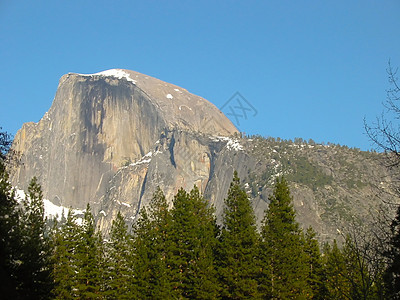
1;1;399;150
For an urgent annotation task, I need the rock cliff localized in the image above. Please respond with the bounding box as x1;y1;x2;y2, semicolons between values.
10;69;242;226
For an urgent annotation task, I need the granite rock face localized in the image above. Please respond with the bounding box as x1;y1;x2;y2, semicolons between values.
10;69;241;225
95;129;259;231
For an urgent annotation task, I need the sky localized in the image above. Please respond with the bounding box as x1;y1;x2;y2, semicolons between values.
1;1;399;151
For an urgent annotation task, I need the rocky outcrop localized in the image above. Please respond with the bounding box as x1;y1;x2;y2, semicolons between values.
12;70;237;208
95;129;258;231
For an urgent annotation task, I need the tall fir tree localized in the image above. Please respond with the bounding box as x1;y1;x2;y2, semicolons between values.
17;177;52;299
217;171;260;299
168;186;219;299
259;177;310;299
51;210;80;299
303;226;324;299
0;161;20;298
74;204;104;299
0;128;12;160
104;211;135;299
131;207;154;298
323;240;351;299
132;187;173;299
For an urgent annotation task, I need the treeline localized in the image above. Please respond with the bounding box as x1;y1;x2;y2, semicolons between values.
1;163;400;299
247;134;366;153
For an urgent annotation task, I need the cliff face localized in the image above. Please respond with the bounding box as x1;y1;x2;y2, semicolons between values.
10;69;390;241
11;69;238;211
95;129;258;231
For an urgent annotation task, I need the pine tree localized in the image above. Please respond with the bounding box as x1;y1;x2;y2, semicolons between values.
259;177;310;299
132;207;154;298
323;240;351;299
51;209;80;299
104;211;134;299
168;186;219;299
217;171;260;299
0;128;12;160
147;187;175;299
0;161;20;298
132;187;173;299
186;186;220;299
17;177;52;299
303;226;324;299
74;204;104;299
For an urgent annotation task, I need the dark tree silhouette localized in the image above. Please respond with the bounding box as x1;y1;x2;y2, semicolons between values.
0;127;12;160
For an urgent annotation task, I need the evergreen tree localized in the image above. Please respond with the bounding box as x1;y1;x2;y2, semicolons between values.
104;211;134;299
51;209;80;299
259;177;310;299
132;207;154;298
0;127;12;160
168;186;219;299
146;187;174;299
217;171;260;299
74;204;104;299
132;187;173;299
17;177;52;299
0;161;20;298
384;205;400;299
303;226;324;299
323;240;351;299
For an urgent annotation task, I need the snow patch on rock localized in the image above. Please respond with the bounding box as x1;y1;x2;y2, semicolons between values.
79;69;137;84
210;136;244;151
179;105;192;111
129;151;153;167
15;189;84;222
